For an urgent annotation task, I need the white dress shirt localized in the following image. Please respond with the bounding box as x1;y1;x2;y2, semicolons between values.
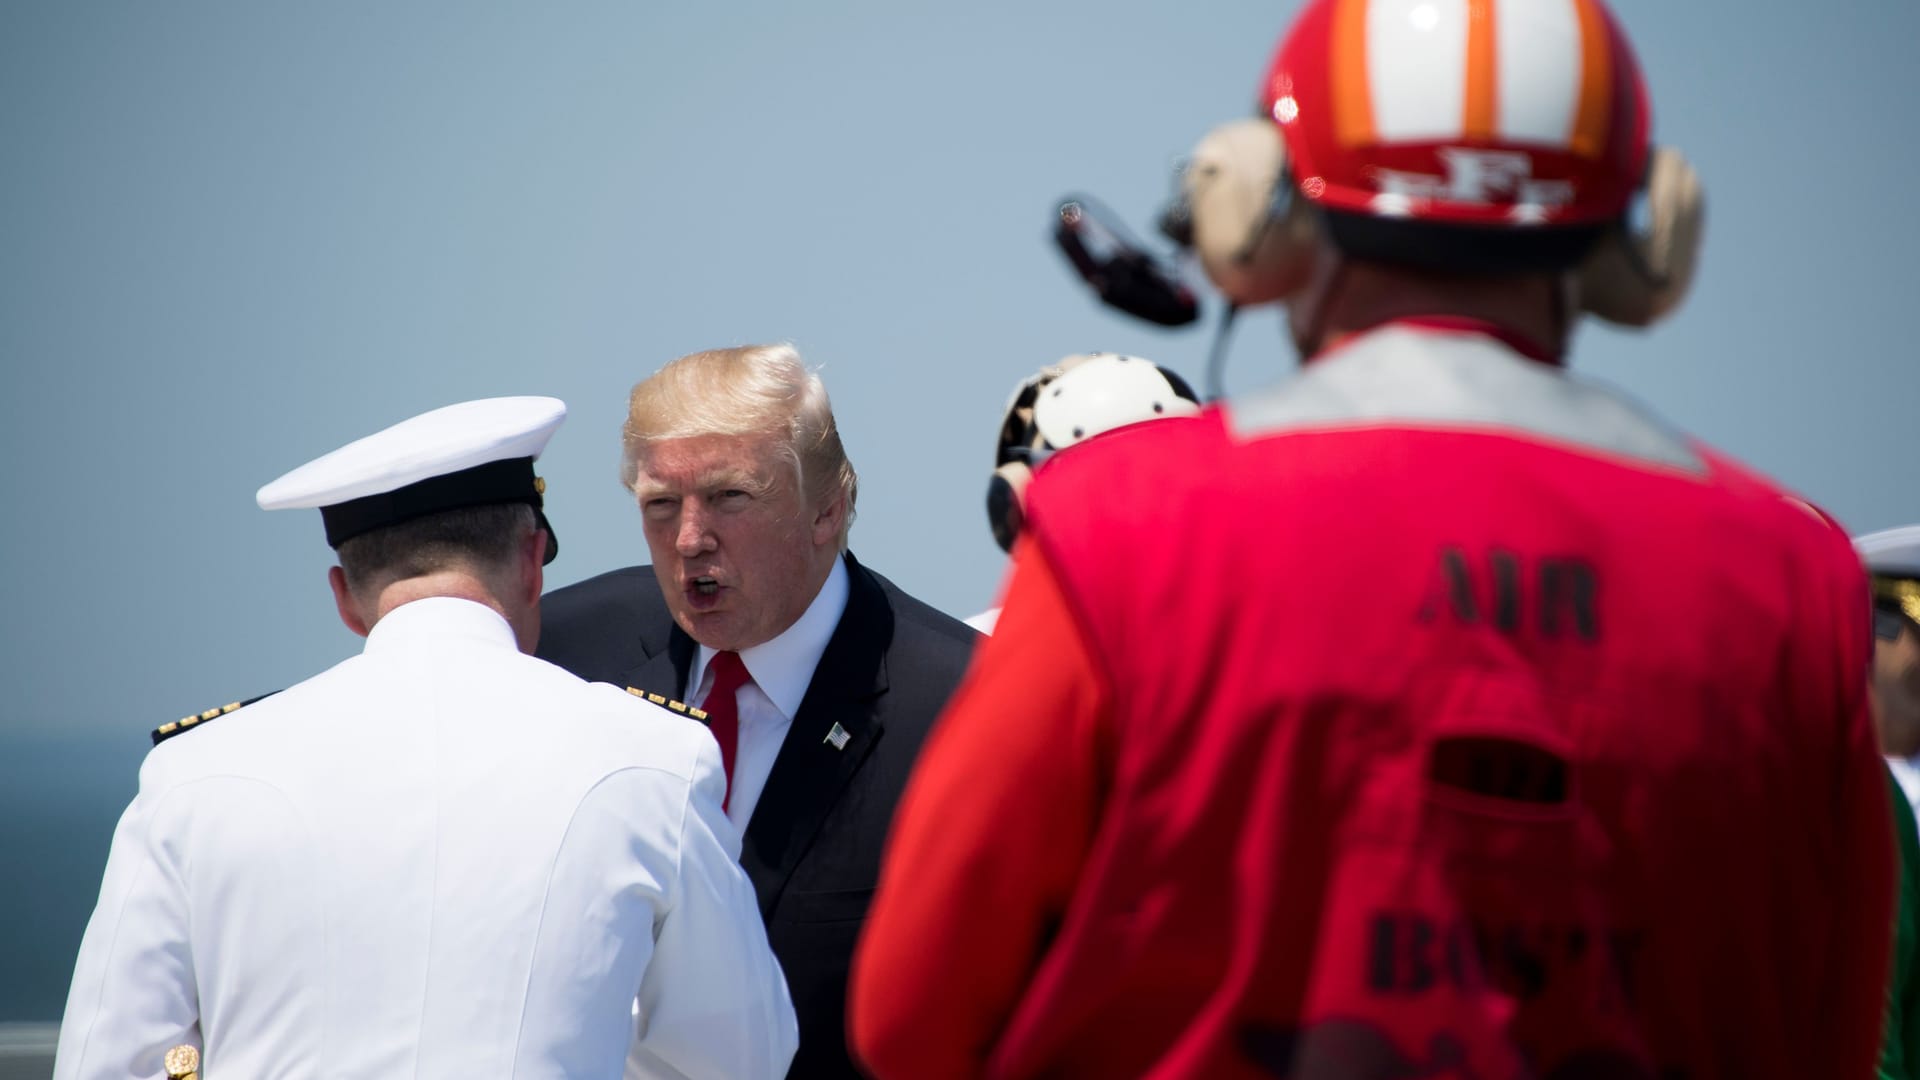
56;597;796;1080
963;607;1001;634
1893;756;1920;822
688;557;850;832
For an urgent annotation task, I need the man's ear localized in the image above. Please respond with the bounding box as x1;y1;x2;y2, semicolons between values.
328;566;372;638
524;527;548;607
811;491;848;548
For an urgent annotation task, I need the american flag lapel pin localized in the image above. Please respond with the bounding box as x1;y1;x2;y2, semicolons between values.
824;722;851;750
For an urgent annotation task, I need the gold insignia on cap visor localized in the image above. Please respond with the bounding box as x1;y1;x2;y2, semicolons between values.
1875;576;1920;627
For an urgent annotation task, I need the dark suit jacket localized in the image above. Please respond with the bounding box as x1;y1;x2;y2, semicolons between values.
536;551;980;1079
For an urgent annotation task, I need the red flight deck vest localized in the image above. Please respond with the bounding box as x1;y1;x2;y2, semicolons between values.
995;321;1888;1079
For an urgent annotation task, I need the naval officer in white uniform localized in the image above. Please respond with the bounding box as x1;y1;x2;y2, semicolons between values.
54;397;797;1079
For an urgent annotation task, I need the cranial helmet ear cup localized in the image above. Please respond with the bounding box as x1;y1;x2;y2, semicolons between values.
1184;118;1321;307
1578;146;1705;327
986;365;1060;553
986;462;1033;554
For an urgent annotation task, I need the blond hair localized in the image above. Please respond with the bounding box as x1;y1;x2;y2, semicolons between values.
620;343;858;548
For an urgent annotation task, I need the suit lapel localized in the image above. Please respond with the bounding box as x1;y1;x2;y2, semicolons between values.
617;611;694;702
739;553;891;914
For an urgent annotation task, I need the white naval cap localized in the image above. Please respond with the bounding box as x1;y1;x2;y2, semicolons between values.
1856;525;1920;581
257;396;567;564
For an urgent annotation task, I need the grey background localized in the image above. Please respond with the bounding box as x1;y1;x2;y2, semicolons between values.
4;0;1917;1025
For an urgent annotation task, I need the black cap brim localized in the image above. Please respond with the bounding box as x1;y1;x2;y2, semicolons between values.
535;507;559;565
320;456;557;564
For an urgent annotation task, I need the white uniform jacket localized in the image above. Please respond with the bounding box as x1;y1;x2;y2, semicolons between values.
54;597;797;1079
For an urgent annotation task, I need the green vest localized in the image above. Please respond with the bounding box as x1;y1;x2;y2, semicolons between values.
1881;768;1920;1080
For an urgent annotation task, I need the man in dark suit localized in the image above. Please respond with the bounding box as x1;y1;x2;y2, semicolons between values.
536;343;979;1079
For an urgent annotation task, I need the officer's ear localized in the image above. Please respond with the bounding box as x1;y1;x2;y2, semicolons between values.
523;527;548;608
328;565;372;638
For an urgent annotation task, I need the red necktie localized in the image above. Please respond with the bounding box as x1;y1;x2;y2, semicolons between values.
702;651;750;812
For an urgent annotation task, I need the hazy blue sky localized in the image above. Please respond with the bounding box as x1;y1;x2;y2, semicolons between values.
4;0;1919;1019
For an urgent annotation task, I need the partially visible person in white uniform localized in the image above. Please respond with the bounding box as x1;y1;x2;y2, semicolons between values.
54;397;796;1080
970;352;1201;632
1861;525;1920;817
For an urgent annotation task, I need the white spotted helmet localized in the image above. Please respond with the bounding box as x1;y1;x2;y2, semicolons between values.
987;353;1200;552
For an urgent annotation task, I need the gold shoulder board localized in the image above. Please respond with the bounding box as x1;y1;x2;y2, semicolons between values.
625;687;709;722
151;690;280;746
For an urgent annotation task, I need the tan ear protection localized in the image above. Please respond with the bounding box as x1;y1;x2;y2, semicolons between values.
1575;146;1705;328
1182;118;1319;308
1179;119;1704;328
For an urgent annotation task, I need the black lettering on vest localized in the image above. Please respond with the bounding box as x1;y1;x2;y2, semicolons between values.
1539;557;1599;642
1364;912;1647;1009
1419;546;1481;626
1367;914;1398;993
1417;548;1602;643
1498;924;1550;1000
1366;913;1440;994
1442;919;1484;992
1491;548;1521;633
1405;916;1438;993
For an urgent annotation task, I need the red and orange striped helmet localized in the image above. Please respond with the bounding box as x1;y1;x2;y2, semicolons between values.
1261;0;1651;229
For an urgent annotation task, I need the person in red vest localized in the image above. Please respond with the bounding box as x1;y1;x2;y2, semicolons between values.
849;2;1892;1077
